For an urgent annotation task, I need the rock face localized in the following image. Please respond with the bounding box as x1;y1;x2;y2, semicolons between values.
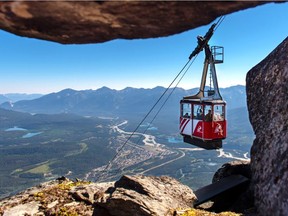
0;1;270;44
246;37;288;215
95;175;196;216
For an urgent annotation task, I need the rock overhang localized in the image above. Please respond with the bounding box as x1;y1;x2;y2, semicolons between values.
0;1;278;44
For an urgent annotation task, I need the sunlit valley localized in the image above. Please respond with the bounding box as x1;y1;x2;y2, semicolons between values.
0;85;253;199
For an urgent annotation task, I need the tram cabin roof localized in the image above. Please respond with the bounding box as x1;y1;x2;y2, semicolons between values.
181;98;226;104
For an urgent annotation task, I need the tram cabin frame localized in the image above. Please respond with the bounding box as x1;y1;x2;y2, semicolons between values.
180;99;227;149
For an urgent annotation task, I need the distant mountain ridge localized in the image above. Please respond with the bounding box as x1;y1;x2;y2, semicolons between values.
0;85;247;117
0;93;43;104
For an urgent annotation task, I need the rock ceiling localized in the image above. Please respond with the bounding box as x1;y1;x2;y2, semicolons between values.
0;1;276;44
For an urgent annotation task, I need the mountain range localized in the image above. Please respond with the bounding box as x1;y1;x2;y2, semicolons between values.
0;85;247;117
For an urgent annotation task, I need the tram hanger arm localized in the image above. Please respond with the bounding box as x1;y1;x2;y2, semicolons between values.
189;23;216;60
197;44;222;101
184;23;223;101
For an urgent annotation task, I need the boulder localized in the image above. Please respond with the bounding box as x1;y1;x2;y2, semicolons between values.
94;175;196;216
0;1;272;44
246;37;288;215
212;160;251;183
210;161;253;213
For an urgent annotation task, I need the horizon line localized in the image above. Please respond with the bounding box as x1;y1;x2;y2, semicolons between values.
1;84;246;95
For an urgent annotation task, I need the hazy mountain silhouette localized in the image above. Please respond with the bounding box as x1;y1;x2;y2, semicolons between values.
0;85;247;117
0;93;43;104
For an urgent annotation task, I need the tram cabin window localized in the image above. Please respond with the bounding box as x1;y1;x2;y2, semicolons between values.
182;103;191;118
213;105;225;121
194;104;203;120
204;105;212;122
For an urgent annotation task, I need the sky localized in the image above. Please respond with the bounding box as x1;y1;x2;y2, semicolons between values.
1;2;288;94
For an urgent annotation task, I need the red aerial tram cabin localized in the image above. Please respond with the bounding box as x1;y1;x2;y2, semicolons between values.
179;24;227;150
180;99;226;149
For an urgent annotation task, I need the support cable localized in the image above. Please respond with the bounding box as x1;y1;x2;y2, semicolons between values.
215;16;225;32
94;16;225;182
95;59;192;182
136;54;199;145
136;17;225;142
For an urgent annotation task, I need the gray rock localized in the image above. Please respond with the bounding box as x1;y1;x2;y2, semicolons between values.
95;175;196;216
246;37;288;215
3;201;40;216
211;160;253;213
213;160;251;183
70;182;112;205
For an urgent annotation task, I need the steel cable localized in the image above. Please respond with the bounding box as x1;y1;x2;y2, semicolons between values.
94;15;225;182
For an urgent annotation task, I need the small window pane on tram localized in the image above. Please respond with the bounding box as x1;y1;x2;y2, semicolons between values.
213;105;225;121
193;104;203;120
204;105;212;122
182;103;191;118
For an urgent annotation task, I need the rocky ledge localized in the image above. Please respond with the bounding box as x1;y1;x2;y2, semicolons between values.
0;1;272;44
0;173;245;216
